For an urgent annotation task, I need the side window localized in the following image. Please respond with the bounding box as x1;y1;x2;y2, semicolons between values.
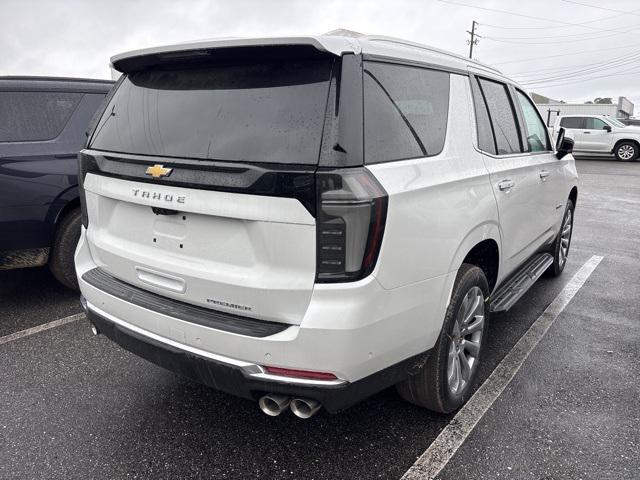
470;76;496;154
363;62;450;164
560;117;584;129
478;78;523;155
515;90;551;152
0;91;82;142
585;117;607;130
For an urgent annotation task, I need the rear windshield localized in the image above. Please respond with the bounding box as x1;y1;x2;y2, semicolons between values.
90;59;333;164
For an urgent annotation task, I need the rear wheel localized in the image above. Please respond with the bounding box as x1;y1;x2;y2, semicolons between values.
614;141;638;161
546;199;574;277
396;264;489;413
49;208;81;291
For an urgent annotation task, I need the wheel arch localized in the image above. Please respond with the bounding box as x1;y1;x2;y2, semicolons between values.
53;196;80;225
569;186;578;207
449;222;501;293
612;138;640;155
43;185;80;244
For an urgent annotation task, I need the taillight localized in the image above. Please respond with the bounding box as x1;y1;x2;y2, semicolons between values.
316;168;388;283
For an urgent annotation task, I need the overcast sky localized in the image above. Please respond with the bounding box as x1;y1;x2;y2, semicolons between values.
2;0;640;111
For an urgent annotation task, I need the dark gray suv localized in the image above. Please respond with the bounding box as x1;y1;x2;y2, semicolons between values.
0;76;113;289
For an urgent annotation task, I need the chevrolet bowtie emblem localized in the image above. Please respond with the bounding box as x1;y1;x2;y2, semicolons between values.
145;164;173;178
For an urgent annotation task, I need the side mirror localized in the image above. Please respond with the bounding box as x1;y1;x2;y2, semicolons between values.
603;124;612;132
556;127;574;160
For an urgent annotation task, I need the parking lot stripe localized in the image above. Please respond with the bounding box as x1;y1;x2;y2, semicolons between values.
0;312;85;346
401;255;604;480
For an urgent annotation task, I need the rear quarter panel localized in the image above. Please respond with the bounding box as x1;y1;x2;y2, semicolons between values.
367;74;500;290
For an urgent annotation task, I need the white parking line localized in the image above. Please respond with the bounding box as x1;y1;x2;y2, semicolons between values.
401;255;604;480
0;312;85;346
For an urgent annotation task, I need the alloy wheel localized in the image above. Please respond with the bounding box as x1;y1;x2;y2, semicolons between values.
447;286;485;396
559;208;573;267
618;144;635;160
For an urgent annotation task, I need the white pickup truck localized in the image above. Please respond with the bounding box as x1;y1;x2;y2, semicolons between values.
552;114;640;161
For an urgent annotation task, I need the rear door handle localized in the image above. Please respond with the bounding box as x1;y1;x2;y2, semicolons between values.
582;131;591;134
539;170;550;180
498;180;515;192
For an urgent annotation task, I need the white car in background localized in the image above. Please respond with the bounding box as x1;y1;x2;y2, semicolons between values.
552;114;640;161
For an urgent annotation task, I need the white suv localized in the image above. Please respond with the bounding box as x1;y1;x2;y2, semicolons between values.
76;34;579;418
553;114;640;161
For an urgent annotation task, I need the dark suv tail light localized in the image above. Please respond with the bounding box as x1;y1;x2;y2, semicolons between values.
316;168;388;283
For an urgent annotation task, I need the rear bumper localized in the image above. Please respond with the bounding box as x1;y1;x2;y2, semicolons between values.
76;227;452;411
86;303;429;413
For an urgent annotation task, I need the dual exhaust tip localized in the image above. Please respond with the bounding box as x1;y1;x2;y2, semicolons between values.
259;394;321;419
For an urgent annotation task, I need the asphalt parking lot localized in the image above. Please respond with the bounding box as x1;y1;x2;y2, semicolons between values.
1;158;638;480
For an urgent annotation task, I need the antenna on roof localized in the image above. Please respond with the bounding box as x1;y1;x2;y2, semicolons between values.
323;29;365;38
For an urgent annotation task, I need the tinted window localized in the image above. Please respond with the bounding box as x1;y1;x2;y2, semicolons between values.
470;77;496;154
478;79;522;155
515;90;550;152
364;62;450;163
585;117;607;130
560;117;583;129
90;59;333;164
0;91;82;142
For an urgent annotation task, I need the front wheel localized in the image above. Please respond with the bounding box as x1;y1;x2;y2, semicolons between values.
396;264;489;413
614;141;638;161
546;199;574;277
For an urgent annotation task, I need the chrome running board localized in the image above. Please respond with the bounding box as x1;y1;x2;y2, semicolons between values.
490;253;553;313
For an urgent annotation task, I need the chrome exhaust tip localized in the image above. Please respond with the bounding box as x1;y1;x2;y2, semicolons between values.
90;323;99;336
258;394;291;417
290;398;322;419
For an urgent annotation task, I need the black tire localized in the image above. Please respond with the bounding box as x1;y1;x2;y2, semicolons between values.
396;264;490;413
49;208;81;291
614;141;638;161
545;199;575;278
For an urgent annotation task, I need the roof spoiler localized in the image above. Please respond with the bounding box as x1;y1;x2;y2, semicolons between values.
111;37;358;73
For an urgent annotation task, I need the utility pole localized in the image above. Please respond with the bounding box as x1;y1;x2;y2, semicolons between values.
466;20;480;59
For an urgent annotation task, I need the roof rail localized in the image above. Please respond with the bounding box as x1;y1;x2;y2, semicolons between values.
0;76;114;84
362;35;502;74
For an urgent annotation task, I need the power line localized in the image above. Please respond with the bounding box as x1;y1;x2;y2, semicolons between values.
480;8;634;29
483;30;621;45
444;0;640;97
559;0;640;17
519;54;640;85
436;0;631;33
490;42;640;66
484;27;634;40
523;63;640;86
525;69;640;90
508;51;640;76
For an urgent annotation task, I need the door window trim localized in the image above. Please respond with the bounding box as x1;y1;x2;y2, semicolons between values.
469;74;527;158
512;87;553;153
507;83;529;152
